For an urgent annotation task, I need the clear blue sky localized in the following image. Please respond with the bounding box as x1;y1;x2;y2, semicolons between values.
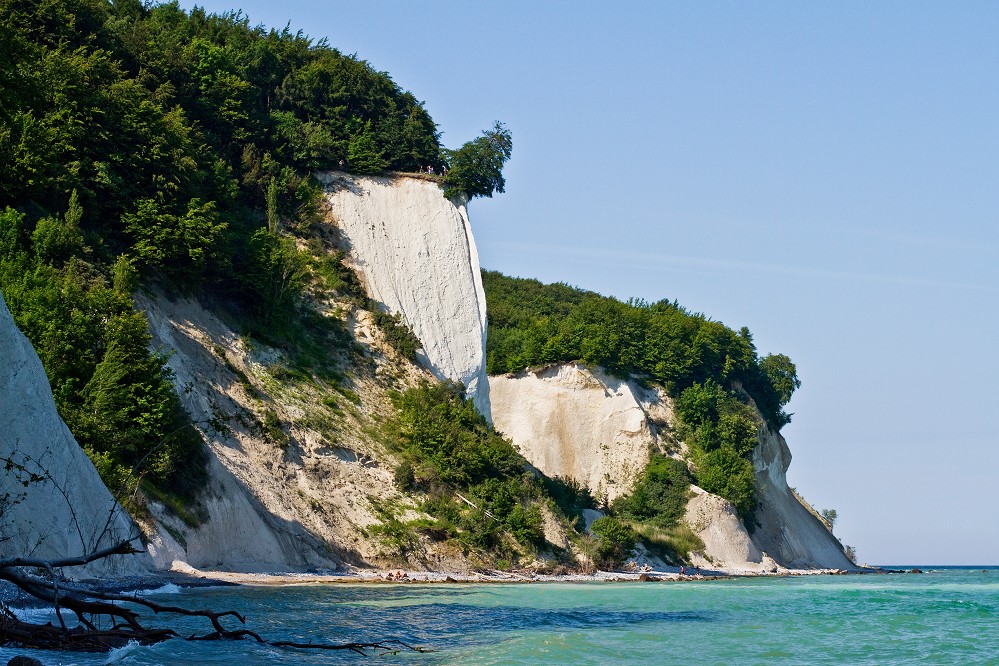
180;0;999;565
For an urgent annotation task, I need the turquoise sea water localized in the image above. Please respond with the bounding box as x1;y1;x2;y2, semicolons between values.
3;567;998;665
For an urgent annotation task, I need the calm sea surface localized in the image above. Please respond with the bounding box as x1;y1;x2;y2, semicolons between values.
4;567;998;665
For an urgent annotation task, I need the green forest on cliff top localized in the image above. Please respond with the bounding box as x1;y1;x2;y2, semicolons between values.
1;0;452;516
482;271;800;524
1;0;799;564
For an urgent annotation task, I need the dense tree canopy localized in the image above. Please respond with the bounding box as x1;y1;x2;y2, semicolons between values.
482;270;799;428
0;0;445;502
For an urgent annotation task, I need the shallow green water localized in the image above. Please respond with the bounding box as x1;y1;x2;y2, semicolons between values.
4;568;998;665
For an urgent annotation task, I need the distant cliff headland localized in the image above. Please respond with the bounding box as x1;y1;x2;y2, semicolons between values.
1;0;855;578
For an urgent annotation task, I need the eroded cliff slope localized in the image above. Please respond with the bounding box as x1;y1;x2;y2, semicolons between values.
137;292;398;572
134;173;506;572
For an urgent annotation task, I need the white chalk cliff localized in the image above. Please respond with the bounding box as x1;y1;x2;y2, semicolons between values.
750;424;854;569
321;173;491;420
684;485;768;571
489;364;669;503
489;362;855;571
0;291;151;576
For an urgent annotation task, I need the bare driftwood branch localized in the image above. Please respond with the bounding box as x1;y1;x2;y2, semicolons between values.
0;539;140;570
0;540;431;656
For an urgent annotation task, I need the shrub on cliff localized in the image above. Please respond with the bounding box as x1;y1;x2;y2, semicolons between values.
675;381;759;519
385;380;568;556
589;516;637;569
371;309;422;361
613;455;691;528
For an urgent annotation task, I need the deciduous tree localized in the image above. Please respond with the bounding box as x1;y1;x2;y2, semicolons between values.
443;121;512;199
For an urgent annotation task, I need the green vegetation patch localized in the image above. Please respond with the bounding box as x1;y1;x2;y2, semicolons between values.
385;380;580;563
371;309;422;362
0;205;207;508
589;516;638;569
612;455;691;528
675;381;759;519
630;521;705;564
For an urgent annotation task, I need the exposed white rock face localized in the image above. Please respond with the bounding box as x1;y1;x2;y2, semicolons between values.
320;173;491;420
138;293;346;573
750;426;856;570
685;485;778;573
490;362;855;571
0;292;151;576
488;363;670;503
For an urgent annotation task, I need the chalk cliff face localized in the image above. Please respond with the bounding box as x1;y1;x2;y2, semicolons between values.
684;485;777;573
489;362;854;571
321;173;491;420
750;425;854;569
489;364;669;503
0;292;151;576
130;173;498;573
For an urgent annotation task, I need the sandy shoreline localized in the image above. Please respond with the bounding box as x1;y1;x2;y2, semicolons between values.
0;564;884;610
150;563;864;589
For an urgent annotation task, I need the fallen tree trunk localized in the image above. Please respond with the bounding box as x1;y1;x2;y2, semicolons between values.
0;610;172;652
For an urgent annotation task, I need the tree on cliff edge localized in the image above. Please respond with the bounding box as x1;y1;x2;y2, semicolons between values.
443;121;513;199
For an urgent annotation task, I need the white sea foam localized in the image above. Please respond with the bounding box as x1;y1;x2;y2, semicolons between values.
122;582;183;596
103;639;142;663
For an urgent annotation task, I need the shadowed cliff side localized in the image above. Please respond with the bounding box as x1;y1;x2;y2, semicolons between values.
750;425;855;569
0;291;151;577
